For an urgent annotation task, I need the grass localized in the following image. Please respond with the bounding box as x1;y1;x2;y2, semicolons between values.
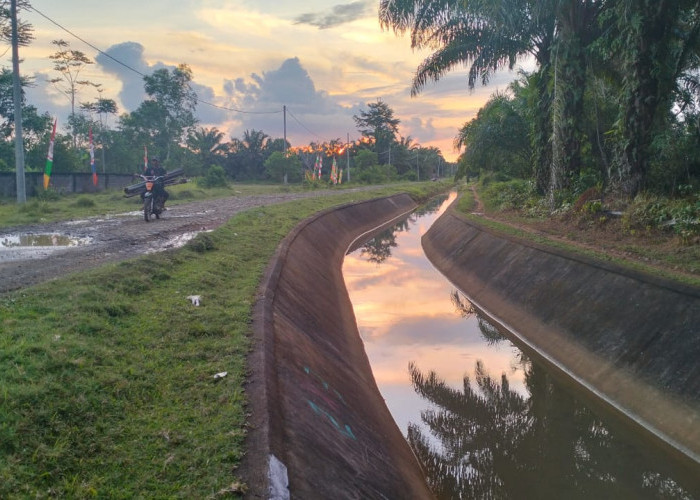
0;181;449;498
456;183;700;288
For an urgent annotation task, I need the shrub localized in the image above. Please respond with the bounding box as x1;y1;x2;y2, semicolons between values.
622;194;700;242
196;165;228;188
481;179;534;211
73;197;96;208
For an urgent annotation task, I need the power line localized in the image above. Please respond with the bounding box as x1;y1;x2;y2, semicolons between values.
285;108;325;142
27;5;281;115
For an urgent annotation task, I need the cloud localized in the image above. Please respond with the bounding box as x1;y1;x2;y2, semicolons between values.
294;1;373;29
94;42;149;112
405;117;437;143
94;41;228;125
222;57;357;143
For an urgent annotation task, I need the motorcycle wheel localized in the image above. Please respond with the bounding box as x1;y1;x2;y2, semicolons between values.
143;196;153;222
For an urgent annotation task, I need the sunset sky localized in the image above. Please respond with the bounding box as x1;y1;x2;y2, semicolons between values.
18;0;522;161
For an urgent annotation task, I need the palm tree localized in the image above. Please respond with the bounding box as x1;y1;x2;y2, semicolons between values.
186;127;227;175
379;0;557;193
229;129;270;180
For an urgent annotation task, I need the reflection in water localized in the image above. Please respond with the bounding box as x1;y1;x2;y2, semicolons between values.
451;291;504;346
344;193;699;499
0;233;92;248
360;219;409;264
409;353;695;499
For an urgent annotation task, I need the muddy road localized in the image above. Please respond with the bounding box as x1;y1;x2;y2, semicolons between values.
0;190;365;294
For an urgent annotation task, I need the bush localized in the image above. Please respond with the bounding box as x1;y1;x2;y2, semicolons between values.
72;197;96;208
481;179;534;211
196;165;228;188
622;194;700;243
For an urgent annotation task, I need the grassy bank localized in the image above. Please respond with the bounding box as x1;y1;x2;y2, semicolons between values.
0;182;449;498
455;184;700;288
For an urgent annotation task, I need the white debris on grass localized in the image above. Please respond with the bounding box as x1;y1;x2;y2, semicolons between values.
186;295;201;306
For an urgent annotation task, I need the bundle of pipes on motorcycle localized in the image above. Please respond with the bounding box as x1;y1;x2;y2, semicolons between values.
123;168;186;222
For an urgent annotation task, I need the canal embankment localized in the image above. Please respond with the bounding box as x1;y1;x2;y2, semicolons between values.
243;193;434;499
421;197;700;468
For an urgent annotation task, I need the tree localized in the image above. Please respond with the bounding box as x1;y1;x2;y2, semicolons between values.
608;0;700;196
0;67;50;147
0;0;34;47
186;127;227;176
133;63;198;161
48;39;96;144
227;129;270;180
353;99;400;165
264;151;302;183
454;91;531;180
549;1;604;194
379;0;557;191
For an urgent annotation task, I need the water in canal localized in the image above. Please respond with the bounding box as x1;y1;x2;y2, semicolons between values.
343;193;699;499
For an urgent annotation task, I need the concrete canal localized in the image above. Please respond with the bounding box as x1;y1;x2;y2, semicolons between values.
343;193;700;499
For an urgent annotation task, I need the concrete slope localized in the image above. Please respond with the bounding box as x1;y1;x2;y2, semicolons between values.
422;203;700;470
244;194;434;499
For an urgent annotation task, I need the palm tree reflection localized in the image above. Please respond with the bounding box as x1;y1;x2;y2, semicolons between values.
408;351;694;498
360;219;410;264
451;291;504;346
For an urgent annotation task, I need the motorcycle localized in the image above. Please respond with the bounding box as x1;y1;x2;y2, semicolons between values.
140;174;166;222
123;168;185;222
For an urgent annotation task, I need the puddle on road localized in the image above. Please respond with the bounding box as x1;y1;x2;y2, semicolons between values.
0;233;93;262
146;231;212;253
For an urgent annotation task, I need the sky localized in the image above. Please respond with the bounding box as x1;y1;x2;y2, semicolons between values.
16;0;522;162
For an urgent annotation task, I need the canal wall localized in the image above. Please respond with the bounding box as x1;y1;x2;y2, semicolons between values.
243;194;434;499
421;201;700;466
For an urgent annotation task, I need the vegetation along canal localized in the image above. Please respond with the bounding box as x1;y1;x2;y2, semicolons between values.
343;193;700;499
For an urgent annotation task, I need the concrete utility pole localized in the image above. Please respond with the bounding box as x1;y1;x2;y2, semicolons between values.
11;0;26;203
346;132;350;182
283;105;287;184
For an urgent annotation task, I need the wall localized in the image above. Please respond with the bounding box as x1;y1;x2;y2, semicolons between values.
244;193;434;499
0;173;135;197
422;204;700;467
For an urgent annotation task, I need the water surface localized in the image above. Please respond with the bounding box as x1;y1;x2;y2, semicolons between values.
343;193;699;499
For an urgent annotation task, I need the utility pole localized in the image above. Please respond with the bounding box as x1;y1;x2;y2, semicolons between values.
11;0;26;203
283;105;287;184
346;132;350;182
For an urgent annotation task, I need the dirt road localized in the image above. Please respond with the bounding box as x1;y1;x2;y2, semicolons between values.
0;190;363;294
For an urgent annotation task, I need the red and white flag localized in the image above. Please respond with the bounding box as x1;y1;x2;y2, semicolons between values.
89;127;97;186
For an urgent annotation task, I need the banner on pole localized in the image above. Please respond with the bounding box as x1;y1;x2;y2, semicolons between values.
90;127;97;186
43;118;57;189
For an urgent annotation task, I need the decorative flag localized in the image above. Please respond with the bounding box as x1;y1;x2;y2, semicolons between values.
338;168;343;184
144;145;148;171
316;154;322;180
89;127;97;186
43;117;57;189
331;157;338;184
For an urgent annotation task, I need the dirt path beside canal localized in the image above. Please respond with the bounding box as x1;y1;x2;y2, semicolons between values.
0;189;367;294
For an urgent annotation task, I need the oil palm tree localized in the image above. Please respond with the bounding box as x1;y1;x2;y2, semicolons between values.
379;0;557;193
186;127;227;175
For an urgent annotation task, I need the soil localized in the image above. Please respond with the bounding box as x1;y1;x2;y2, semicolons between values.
0;189;369;294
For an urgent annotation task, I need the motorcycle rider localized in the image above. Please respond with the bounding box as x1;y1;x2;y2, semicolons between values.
144;157;169;207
